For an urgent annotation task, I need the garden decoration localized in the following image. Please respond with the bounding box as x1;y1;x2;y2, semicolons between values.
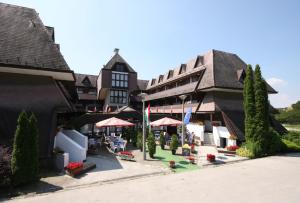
206;154;216;162
169;160;176;169
118;151;135;161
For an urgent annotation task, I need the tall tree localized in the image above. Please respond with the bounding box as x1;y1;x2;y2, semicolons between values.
254;65;269;155
11;111;30;186
243;65;256;142
28;113;40;181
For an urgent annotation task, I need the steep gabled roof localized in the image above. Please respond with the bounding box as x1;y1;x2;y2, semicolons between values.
75;73;97;88
0;3;70;71
146;49;277;93
137;79;149;91
103;53;136;73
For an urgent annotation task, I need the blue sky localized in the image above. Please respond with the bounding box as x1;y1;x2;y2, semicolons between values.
2;0;300;108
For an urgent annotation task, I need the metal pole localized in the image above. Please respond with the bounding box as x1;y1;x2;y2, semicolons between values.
142;100;146;160
182;98;185;147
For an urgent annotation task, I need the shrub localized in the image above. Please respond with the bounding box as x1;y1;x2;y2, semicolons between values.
170;134;178;151
267;129;284;155
131;128;138;147
147;132;156;158
159;132;165;149
281;139;300;152
284;131;300;146
0;145;12;187
123;127;131;143
236;146;254;158
136;130;143;151
11;111;40;186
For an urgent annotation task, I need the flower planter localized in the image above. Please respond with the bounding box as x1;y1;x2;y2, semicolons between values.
187;156;196;164
66;166;83;177
118;151;135;161
206;154;216;162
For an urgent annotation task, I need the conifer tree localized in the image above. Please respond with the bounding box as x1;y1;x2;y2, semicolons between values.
28;113;39;181
254;65;269;155
243;65;255;142
11;111;30;186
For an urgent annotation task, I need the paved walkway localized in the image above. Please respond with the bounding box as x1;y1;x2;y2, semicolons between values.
6;153;300;203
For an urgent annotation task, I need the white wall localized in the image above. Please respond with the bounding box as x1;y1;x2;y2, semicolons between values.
63;130;88;151
54;132;86;162
186;123;204;141
213;126;237;147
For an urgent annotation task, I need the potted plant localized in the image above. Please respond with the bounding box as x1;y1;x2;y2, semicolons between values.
147;132;156;158
170;134;178;155
119;151;135;161
159;132;165;150
169;160;176;169
206;154;215;162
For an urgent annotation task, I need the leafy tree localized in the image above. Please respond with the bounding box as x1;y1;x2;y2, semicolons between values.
147;132;156;158
254;65;269;155
243;65;256;142
130;128;138;147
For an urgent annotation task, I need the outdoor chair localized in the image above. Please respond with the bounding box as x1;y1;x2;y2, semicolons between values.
119;140;127;151
109;141;118;153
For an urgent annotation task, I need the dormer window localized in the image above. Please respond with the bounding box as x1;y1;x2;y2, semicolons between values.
167;70;173;79
151;79;156;86
158;75;164;83
179;64;186;74
194;56;203;68
237;69;246;83
82;77;91;86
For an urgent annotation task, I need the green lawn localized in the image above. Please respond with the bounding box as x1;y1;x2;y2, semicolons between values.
154;146;200;173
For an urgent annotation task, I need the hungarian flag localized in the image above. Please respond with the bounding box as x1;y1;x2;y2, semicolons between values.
184;107;192;124
144;103;150;126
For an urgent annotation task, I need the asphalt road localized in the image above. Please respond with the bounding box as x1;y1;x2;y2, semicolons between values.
5;153;300;203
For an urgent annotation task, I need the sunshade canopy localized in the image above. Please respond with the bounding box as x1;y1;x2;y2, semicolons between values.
150;117;182;127
96;117;135;128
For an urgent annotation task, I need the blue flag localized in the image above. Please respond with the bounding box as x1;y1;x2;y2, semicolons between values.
184;107;192;124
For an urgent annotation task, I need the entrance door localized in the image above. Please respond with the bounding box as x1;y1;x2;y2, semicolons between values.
220;137;227;148
204;120;212;132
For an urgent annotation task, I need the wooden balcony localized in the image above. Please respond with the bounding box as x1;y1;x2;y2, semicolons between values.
144;81;198;101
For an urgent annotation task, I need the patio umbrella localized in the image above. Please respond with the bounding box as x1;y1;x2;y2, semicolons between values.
95;117;135;128
150;117;182;127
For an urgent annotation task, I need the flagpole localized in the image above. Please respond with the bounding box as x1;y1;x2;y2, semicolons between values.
179;95;187;147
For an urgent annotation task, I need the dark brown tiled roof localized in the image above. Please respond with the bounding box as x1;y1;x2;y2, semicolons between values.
0;3;70;71
137;79;148;91
75;73;97;87
103;53;136;73
146;49;276;93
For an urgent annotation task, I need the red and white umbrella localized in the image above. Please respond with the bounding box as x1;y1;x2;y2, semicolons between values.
96;117;135;128
150;117;182;127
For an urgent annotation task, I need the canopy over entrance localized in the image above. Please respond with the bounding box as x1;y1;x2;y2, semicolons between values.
150;117;182;127
95;117;135;128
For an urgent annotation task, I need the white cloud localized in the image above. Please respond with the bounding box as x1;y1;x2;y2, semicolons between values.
267;77;287;88
269;94;297;108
